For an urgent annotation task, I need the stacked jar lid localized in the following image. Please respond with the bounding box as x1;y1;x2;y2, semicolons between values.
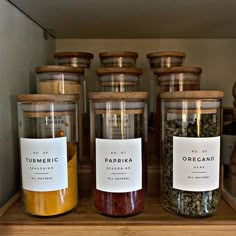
147;51;202;92
97;51;143;91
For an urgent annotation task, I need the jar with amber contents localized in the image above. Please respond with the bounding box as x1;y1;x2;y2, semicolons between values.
17;94;79;216
89;92;148;216
99;51;138;68
36;66;84;95
96;68;143;92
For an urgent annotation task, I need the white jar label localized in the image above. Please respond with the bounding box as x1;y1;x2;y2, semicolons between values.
173;136;220;192
96;138;142;193
20;137;68;192
222;135;236;165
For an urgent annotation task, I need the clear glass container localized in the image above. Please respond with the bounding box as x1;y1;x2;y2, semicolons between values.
54;52;94;69
147;51;185;68
99;51;138;68
89;92;148;217
54;52;94;161
160;91;224;217
17;94;79;216
154;67;201;93
96;68;143;92
36;66;84;95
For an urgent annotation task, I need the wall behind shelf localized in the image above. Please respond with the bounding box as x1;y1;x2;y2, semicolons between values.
57;39;236;107
0;0;55;206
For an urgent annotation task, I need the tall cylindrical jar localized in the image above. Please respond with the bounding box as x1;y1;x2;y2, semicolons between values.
89;92;148;216
153;67;202;161
99;51;138;68
160;91;224;217
96;68;143;92
17;94;79;216
54;52;94;113
146;51;186;121
54;52;94;160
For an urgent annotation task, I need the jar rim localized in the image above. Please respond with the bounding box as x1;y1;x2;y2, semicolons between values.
35;65;85;74
99;51;138;58
88;92;148;100
153;66;202;75
96;67;143;75
17;94;79;102
147;51;186;58
54;51;94;59
160;90;224;99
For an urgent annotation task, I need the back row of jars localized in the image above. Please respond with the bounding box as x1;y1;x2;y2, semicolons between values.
36;51;202;95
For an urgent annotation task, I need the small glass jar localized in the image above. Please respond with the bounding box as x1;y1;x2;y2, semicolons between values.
54;51;94;68
154;67;202;92
99;51;138;68
96;68;143;92
17;94;79;216
147;51;185;68
160;91;224;217
89;92;148;217
36;66;84;95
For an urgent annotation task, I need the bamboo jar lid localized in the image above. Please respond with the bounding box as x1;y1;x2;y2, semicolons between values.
153;67;202;75
160;90;224;99
147;51;186;59
233;81;236;99
96;67;143;75
99;51;138;59
35;65;84;74
54;52;94;59
17;94;79;102
88;92;148;100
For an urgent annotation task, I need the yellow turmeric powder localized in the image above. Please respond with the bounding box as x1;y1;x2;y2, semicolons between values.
23;142;78;216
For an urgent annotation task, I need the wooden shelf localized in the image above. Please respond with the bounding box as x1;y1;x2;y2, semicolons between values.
1;195;236;235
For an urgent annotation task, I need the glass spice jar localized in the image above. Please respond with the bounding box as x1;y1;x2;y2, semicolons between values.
17;94;79;216
96;68;143;92
36;66;84;95
54;51;94;69
160;91;224;217
89;92;148;217
99;51;138;68
153;67;202;92
146;51;185;68
54;52;94;161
